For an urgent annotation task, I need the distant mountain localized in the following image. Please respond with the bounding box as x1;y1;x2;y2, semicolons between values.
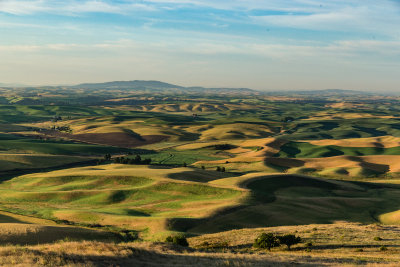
70;80;257;94
73;80;183;90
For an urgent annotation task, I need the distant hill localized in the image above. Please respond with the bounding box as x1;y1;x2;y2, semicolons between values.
0;82;28;88
70;80;257;94
73;80;183;90
275;89;372;96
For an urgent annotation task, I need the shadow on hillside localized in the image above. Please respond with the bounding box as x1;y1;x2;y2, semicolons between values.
292;244;400;251
24;246;313;267
0;214;27;224
346;156;390;176
166;175;400;235
0;159;99;183
264;157;304;172
167;170;236;183
0;225;116;245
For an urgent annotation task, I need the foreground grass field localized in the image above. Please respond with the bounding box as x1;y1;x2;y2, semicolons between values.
1;222;400;266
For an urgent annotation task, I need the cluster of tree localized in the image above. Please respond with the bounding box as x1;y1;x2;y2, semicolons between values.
253;233;301;251
51;125;72;133
212;144;237;150
165;235;189;247
98;154;152;165
114;155;151;165
52;115;62;122
216;166;226;172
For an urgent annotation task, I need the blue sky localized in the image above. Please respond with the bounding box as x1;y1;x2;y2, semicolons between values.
0;0;399;91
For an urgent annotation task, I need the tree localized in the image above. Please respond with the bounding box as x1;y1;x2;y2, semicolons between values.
134;155;141;164
142;158;151;164
216;166;221;172
278;234;301;250
253;233;279;251
183;162;187;167
165;235;189;247
221;167;226;172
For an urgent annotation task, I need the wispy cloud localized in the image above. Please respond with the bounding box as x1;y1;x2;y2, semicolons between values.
2;38;399;61
0;0;154;15
0;0;50;15
251;1;400;37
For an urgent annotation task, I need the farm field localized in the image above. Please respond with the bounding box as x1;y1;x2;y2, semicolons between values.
1;86;400;265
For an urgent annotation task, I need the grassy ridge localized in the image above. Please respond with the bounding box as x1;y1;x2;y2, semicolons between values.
0;139;131;155
276;141;400;158
185;175;400;234
0;165;241;236
3;165;398;237
283;118;400;140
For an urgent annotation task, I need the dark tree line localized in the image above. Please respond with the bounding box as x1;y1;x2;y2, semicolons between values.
99;154;151;165
114;155;151;165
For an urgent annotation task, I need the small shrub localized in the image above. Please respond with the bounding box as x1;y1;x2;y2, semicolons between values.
380;246;388;251
305;242;313;248
201;165;205;170
355;248;363;252
253;233;279;251
118;230;139;242
278;234;301;250
165;235;189;247
374;236;382;241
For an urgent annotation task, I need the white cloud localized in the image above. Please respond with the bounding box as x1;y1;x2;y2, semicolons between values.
4;37;397;63
251;1;400;38
0;0;155;15
0;0;50;15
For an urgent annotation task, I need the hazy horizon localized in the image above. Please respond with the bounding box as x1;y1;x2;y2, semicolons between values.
0;80;393;94
0;0;399;92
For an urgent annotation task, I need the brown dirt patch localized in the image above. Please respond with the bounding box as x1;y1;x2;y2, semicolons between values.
41;130;168;148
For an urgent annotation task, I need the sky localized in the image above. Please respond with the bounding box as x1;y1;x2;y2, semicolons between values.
0;0;399;91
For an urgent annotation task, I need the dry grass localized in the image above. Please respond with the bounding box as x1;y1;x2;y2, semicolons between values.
308;136;400;148
262;154;400;176
0;210;56;225
0;223;115;245
0;154;94;172
0;222;400;266
105;103;256;113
